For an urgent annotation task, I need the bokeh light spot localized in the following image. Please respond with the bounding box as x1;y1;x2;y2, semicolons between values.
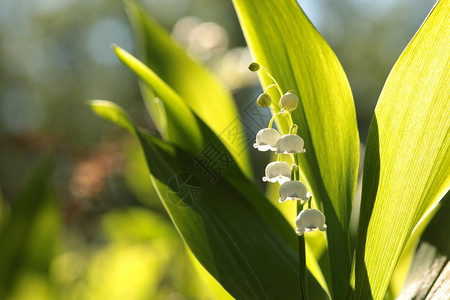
86;18;133;66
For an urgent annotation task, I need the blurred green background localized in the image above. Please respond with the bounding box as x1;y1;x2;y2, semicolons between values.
0;0;436;299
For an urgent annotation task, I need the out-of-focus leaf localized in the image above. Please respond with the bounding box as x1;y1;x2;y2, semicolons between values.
0;158;59;299
112;45;203;152
90;100;136;136
101;208;176;243
351;1;450;298
122;139;163;210
90;100;329;299
397;193;449;300
232;0;359;298
124;1;252;177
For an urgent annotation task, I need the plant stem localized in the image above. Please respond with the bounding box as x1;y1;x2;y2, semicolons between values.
294;153;300;180
289;124;298;134
259;66;284;96
298;235;308;299
291;164;298;181
268;112;292;128
287;112;294;128
264;83;280;95
297;201;308;300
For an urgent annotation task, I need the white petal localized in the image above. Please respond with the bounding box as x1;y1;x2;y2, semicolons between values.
295;209;326;236
263;161;291;184
278;181;308;203
276;134;306;154
254;128;281;151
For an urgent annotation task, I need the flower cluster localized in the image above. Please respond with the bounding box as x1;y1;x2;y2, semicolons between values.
250;62;327;236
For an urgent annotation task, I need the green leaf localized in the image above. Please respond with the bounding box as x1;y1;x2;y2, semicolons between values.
187;250;235;300
112;45;204;153
232;0;359;298
90;99;137;136
352;1;450;298
388;194;443;298
90;100;329;299
122;1;252;177
397;193;449;299
0;157;59;298
113;45;253;179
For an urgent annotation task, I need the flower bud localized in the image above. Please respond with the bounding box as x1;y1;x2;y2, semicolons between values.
279;92;298;112
248;62;260;72
257;93;272;108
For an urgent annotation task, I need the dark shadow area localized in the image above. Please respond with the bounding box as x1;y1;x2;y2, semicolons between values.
420;192;450;253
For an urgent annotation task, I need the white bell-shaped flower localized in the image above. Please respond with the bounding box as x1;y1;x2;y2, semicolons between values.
262;161;291;184
276;134;306;154
295;209;327;236
253;128;281;151
278;181;311;203
279;92;298;112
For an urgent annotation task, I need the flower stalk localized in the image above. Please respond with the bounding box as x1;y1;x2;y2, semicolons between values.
250;62;326;299
298;201;308;300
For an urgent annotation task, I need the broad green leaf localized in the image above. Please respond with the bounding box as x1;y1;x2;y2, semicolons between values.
90;100;329;299
352;1;450;298
113;45;203;152
123;1;252;177
232;0;359;298
0;158;59;299
396;193;449;300
112;45;252;179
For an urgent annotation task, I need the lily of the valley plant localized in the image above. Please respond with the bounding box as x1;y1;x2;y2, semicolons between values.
250;62;326;234
91;0;450;299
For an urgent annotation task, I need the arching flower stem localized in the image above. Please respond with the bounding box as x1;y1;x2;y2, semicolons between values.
289;124;298;135
259;65;284;96
268;112;293;129
264;83;281;95
287;112;294;128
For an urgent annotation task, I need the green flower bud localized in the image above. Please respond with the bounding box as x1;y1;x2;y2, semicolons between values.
248;62;260;72
257;93;272;107
279;92;298;112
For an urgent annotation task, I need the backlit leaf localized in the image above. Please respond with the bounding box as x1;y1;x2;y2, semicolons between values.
396;193;449;300
90;100;329;299
352;1;450;298
123;1;252;176
232;0;359;298
0;158;59;299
